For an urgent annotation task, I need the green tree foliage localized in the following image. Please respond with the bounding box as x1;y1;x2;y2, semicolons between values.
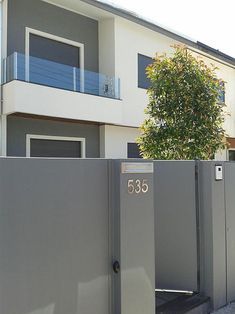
137;45;227;160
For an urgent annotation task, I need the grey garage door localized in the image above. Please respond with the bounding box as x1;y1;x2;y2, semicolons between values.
30;138;82;158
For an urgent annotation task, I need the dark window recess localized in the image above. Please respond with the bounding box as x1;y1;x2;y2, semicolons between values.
30;139;82;158
229;150;235;161
138;54;153;89
29;34;80;90
30;34;80;67
218;82;225;103
127;143;142;158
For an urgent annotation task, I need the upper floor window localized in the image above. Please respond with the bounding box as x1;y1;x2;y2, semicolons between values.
218;82;225;103
138;54;153;89
25;28;84;91
29;33;80;68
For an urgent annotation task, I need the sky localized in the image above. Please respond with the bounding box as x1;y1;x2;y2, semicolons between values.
106;0;235;58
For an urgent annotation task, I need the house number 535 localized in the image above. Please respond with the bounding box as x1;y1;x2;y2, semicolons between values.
127;179;149;194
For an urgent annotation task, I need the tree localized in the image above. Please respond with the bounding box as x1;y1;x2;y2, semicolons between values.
137;45;227;160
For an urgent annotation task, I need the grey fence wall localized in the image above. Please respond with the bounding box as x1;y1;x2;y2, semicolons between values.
199;161;227;310
111;161;155;314
0;158;110;314
0;158;235;313
224;163;235;303
154;161;198;292
154;160;235;311
199;161;235;310
0;158;155;314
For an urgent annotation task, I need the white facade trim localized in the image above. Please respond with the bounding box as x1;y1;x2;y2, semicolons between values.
0;0;2;85
25;27;85;91
42;0;99;21
26;134;86;158
1;0;8;89
3;81;123;124
1;0;7;60
0;1;8;157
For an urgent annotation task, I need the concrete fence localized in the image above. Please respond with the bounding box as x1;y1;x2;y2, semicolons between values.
0;158;233;313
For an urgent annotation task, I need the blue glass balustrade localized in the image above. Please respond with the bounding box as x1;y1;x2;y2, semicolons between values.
3;52;120;99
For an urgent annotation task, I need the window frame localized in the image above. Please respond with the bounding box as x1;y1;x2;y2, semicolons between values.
127;142;142;159
228;148;235;161
25;27;85;91
137;53;153;90
218;81;225;103
26;134;86;158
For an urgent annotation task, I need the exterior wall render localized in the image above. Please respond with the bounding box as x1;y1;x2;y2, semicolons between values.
3;80;123;124
7;0;99;72
113;16;235;132
98;18;115;77
100;124;140;158
7;115;100;158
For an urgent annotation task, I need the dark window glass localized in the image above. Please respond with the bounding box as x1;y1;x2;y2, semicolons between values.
30;139;81;158
138;54;152;89
30;34;80;68
127;143;142;158
29;34;80;90
229;150;235;161
218;82;225;103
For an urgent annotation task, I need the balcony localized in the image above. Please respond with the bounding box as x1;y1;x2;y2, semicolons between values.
3;52;120;100
2;53;123;124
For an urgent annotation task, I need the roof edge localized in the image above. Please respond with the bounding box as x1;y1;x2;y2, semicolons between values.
81;0;235;67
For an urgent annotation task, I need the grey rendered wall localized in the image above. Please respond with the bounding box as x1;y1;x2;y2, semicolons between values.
7;115;100;157
111;161;155;314
0;158;110;314
199;161;226;310
7;0;99;72
224;163;235;303
154;161;198;292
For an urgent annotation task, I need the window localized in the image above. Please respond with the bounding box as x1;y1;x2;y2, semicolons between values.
25;28;84;91
29;33;80;68
138;54;153;89
127;143;142;158
218;82;225;103
228;150;235;161
26;135;86;158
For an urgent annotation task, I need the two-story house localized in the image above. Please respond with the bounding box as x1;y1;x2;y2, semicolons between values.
0;0;235;159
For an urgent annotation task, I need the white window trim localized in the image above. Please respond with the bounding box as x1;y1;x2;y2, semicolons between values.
26;134;86;158
25;27;85;91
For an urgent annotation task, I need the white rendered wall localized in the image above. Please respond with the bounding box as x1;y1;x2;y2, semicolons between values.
100;125;140;158
99;18;115;77
112;17;235;159
215;149;227;161
190;53;235;160
113;17;178;127
190;50;235;138
3;81;123;124
113;17;235;131
217;68;235;138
